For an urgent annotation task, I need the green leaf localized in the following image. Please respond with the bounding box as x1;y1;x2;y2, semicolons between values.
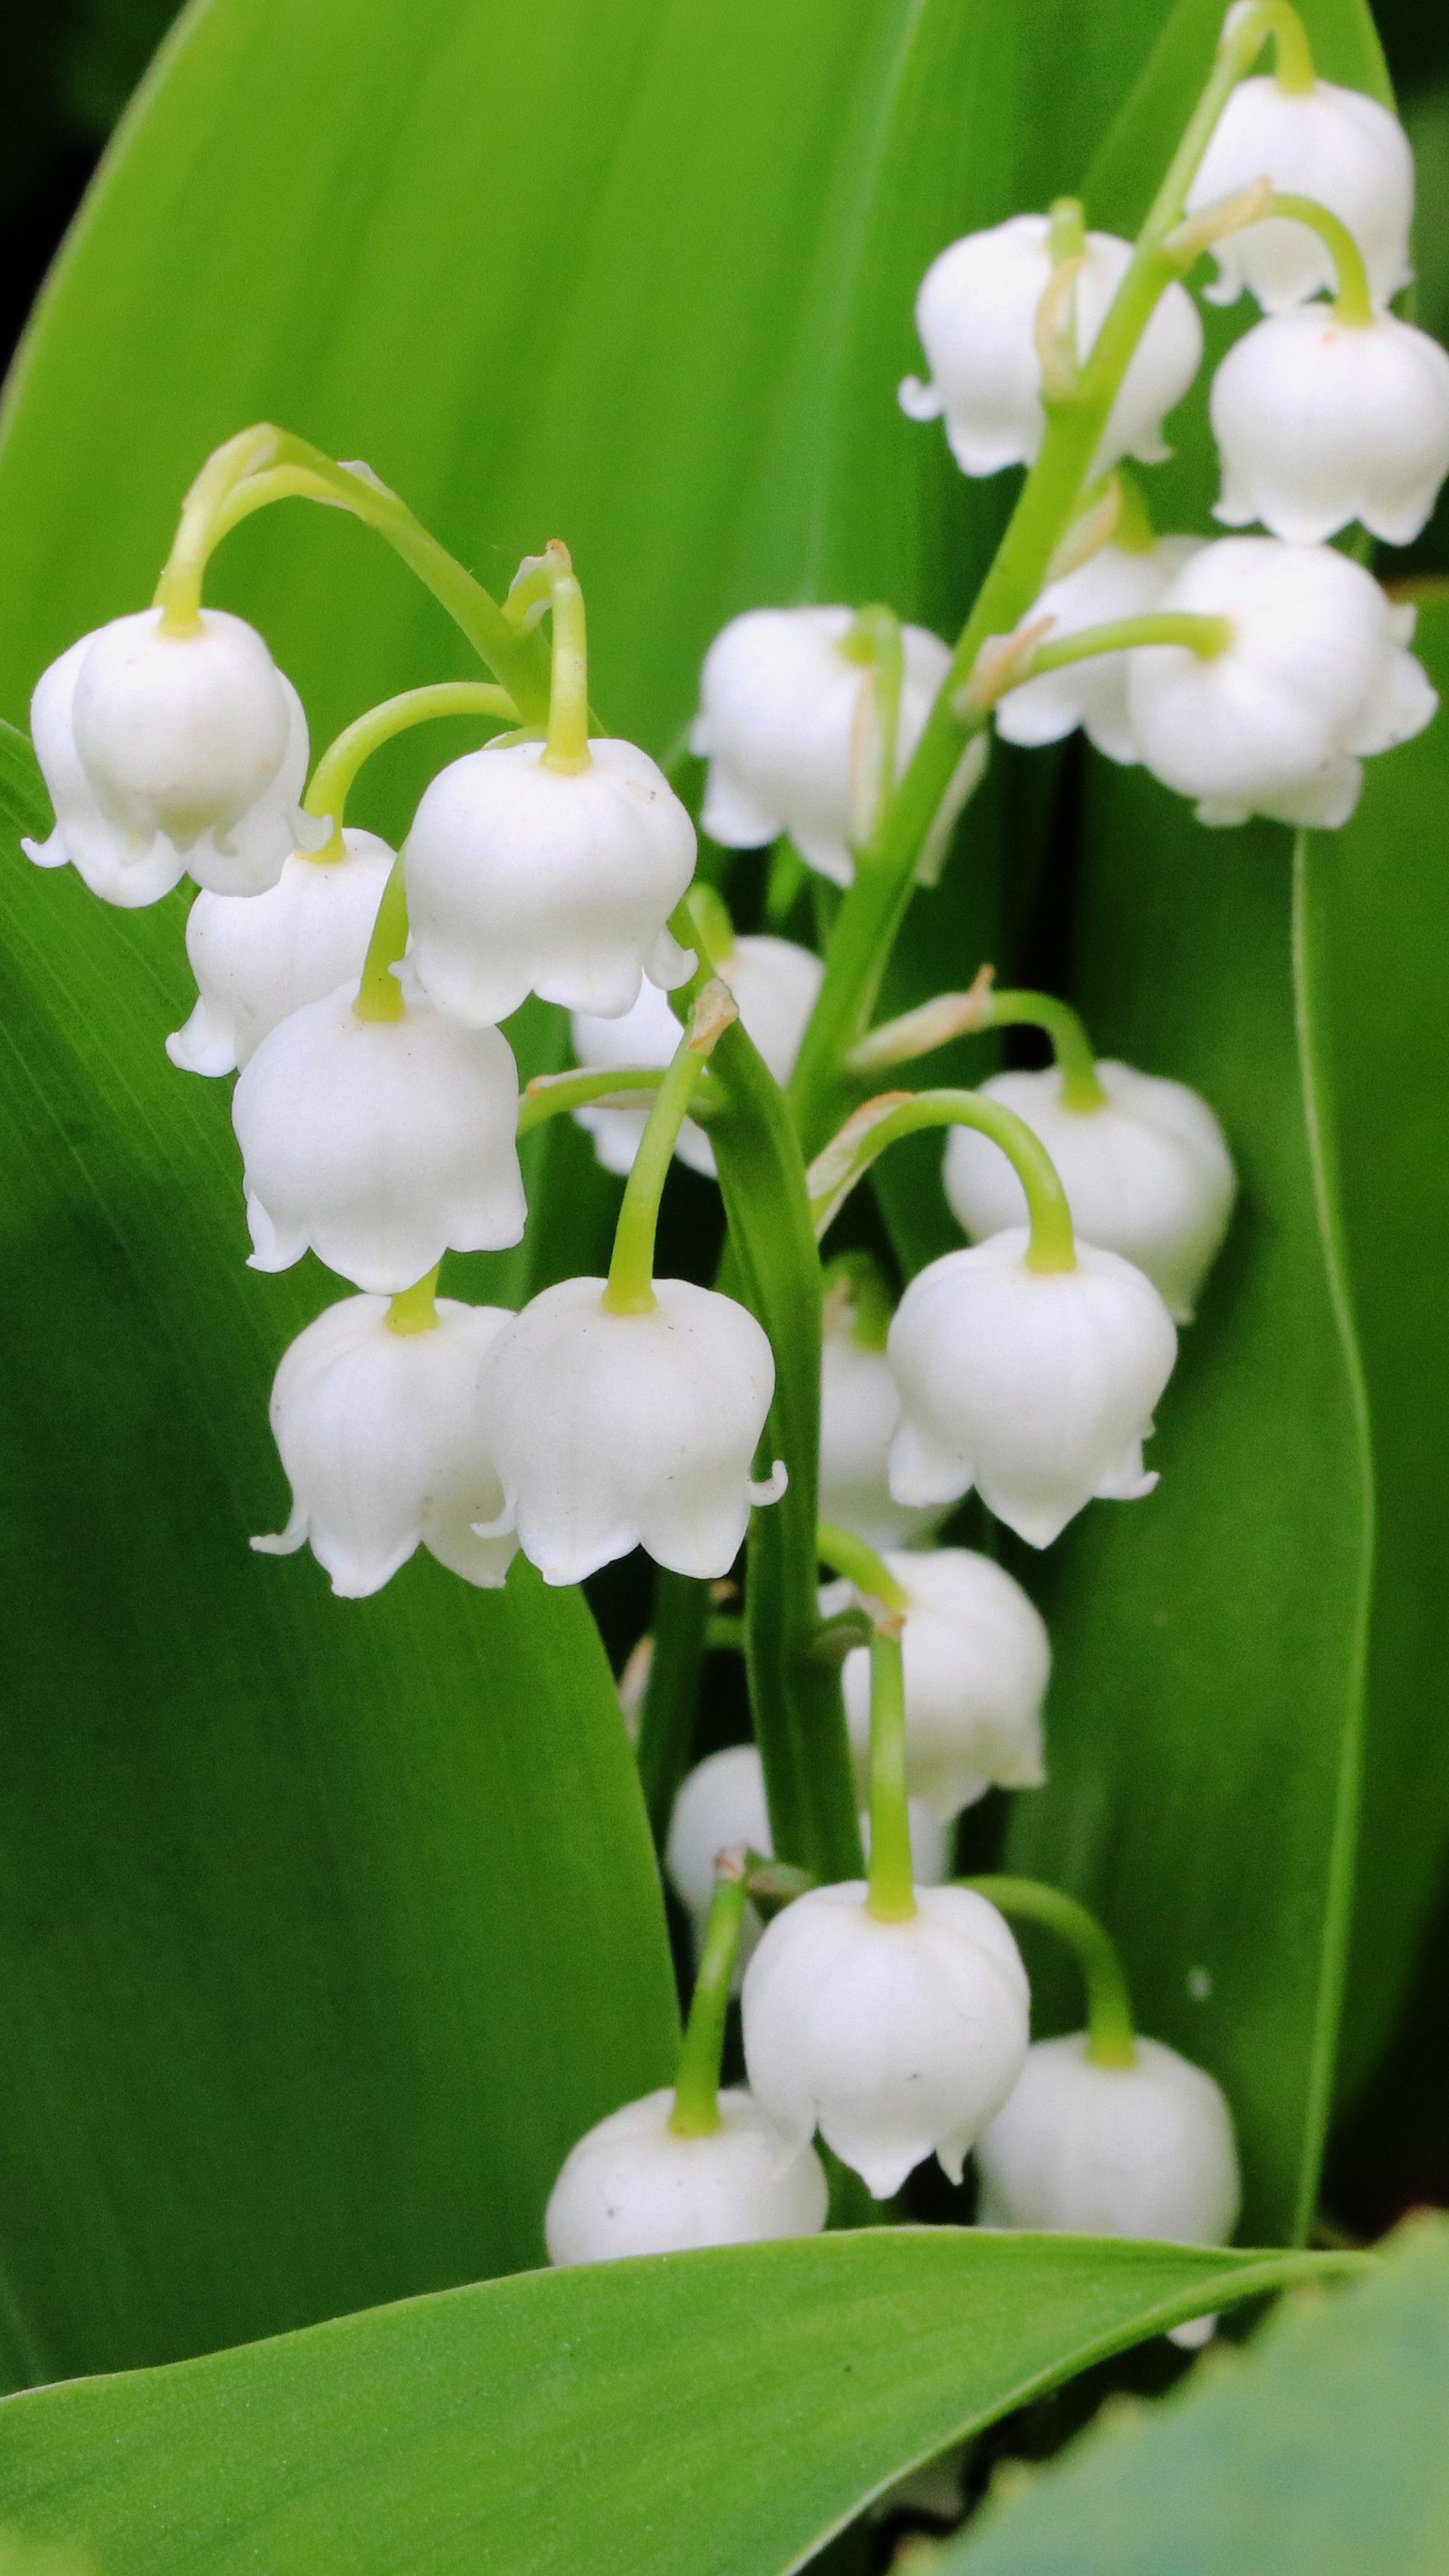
0;720;48;841
0;2231;1359;2576
936;2216;1449;2575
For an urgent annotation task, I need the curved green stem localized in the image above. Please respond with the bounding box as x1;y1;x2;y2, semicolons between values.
983;989;1107;1111
669;1865;749;2137
516;1063;677;1135
603;983;736;1314
809;1088;1076;1274
1267;190;1375;324
302;682;520;855
1012;611;1231;695
352;855;409;1024
816;1522;909;1616
961;1875;1137;2068
866;1626;916;1923
387;1266;441;1336
540;551;592;773
152;425;282;632
845;977;1105;1110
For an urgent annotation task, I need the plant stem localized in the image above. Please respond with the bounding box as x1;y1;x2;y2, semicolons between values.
668;1865;749;2137
961;1875;1137;2068
1267;191;1375;324
302;681;520;856
516;1064;674;1135
1012;610;1231;689
866;1626;916;1923
538;548;592;773
808;1087;1076;1274
602;983;736;1315
982;988;1106;1110
635;1572;712;1844
816;1522;909;1615
387;1267;441;1335
352;856;410;1024
152;425;282;631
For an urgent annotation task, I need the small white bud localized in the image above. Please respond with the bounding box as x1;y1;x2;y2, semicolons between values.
232;982;525;1292
253;1293;515;1597
571;934;823;1178
943;1062;1236;1323
993;539;1201;764
404;738;696;1026
167;830;396;1075
1211;306;1449;548
888;1231;1178;1549
1128;536;1437;830
820;1302;945;1552
742;1881;1030;2198
690;607;951;888
1185;76;1413;312
975;2032;1241;2244
481;1277;785;1585
544;2086;828;2265
900;216;1202;479
25;610;316;904
839;1549;1050;1822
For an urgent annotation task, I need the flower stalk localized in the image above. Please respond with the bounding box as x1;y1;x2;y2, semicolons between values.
668;1857;750;2138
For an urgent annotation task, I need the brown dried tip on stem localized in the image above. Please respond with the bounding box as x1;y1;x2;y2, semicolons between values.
1045;476;1123;584
869;1606;907;1642
712;1842;750;1884
806;1089;914;1229
709;1578;739;1604
689;976;740;1051
955;614;1056;718
848;962;997;1072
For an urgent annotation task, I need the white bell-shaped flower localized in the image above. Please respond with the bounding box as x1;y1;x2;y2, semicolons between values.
168;830;395;1075
742;1880;1029;2198
690;607;952;888
1185;74;1413;312
820;1302;945;1552
975;2033;1241;2244
993;538;1201;765
25;609;315;905
838;1550;1050;1823
1128;536;1437;830
1210;306;1449;548
900;216;1203;478
888;1231;1178;1549
942;1062;1236;1323
543;2086;828;2265
404;737;696;1026
571;934;823;1179
481;1276;784;1585
232;980;525;1292
253;1293;515;1597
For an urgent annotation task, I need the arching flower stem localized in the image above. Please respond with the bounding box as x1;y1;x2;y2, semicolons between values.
301;681;521;860
516;1063;677;1136
602;981;739;1316
847;970;1106;1110
1267;190;1376;324
668;1857;750;2138
152;425;280;634
352;857;410;1025
808;1088;1077;1274
960;1874;1138;2068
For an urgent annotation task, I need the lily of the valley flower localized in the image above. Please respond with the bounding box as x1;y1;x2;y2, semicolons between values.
975;2031;1241;2244
888;1230;1178;1548
819;1288;945;1552
1185;72;1413;312
943;1061;1236;1323
480;1276;785;1585
1127;536;1437;829
27;610;317;905
253;1293;516;1597
232;979;525;1291
168;829;396;1075
742;1880;1030;2198
838;1548;1051;1823
690;606;951;888
1211;305;1449;546
544;2086;828;2264
993;538;1201;765
404;737;696;1027
899;216;1202;479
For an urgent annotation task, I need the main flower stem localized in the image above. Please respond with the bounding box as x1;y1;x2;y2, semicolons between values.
962;1874;1137;2068
865;1627;915;1923
809;1088;1077;1274
668;1862;749;2138
602;983;737;1314
302;681;520;857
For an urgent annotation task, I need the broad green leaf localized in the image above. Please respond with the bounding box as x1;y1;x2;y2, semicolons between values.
939;2216;1448;2575
0;720;47;841
0;2231;1358;2576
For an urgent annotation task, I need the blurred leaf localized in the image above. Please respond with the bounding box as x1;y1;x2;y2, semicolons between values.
938;2216;1448;2575
0;721;48;841
0;2230;1358;2576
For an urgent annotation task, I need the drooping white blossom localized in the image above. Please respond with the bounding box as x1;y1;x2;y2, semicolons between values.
1185;73;1414;312
888;1231;1178;1549
168;830;396;1075
544;2086;828;2265
742;1880;1030;2198
481;1277;785;1586
252;1294;516;1597
993;538;1201;765
571;934;823;1178
975;2033;1241;2244
404;737;696;1026
1127;536;1437;829
943;1062;1236;1323
819;1296;945;1553
25;610;317;905
1210;306;1449;547
232;981;525;1292
899;216;1203;479
690;607;952;888
838;1549;1050;1822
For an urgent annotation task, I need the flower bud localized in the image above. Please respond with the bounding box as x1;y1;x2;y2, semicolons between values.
900;216;1202;479
168;830;396;1075
888;1232;1178;1549
690;607;951;888
404;738;696;1026
742;1882;1029;2198
253;1293;515;1597
993;538;1201;764
232;982;525;1292
942;1062;1235;1323
25;610;314;904
481;1277;785;1585
820;1302;944;1552
1127;536;1437;830
838;1550;1049;1822
1185;75;1413;312
544;2086;828;2265
975;2032;1241;2244
571;934;822;1179
1211;307;1449;548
